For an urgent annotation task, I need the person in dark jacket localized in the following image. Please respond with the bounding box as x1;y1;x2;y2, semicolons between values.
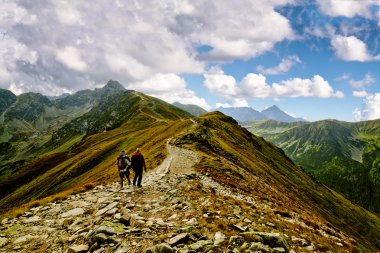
116;150;131;187
131;148;147;187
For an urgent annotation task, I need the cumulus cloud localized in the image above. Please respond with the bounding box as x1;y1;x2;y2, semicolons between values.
0;0;293;96
129;73;210;109
203;66;240;99
272;75;344;98
204;67;343;102
349;73;376;88
240;73;271;98
331;35;380;62
257;55;301;75
354;93;380;121
56;46;88;71
353;91;368;97
317;0;376;18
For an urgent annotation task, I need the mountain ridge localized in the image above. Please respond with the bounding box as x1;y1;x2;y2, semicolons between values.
216;105;304;123
0;83;380;251
248;118;380;214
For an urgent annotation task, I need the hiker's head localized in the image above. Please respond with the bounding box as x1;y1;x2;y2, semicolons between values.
121;150;126;155
136;148;140;153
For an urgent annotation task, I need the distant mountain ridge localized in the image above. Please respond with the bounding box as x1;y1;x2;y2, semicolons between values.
216;105;305;122
172;102;208;116
216;107;266;121
261;105;305;122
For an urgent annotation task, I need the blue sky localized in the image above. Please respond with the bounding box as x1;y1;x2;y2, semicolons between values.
1;0;379;121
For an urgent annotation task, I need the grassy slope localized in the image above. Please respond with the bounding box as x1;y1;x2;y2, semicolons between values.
249;119;380;214
175;112;380;251
0;92;192;212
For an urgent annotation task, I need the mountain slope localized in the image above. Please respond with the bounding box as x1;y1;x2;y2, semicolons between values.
249;119;380;214
0;81;131;165
173;102;208;116
0;89;17;115
261;105;305;122
0;90;192;212
175;112;380;250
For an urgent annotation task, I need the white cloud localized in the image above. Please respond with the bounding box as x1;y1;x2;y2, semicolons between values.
331;35;380;62
257;55;301;75
56;46;88;71
336;73;350;81
317;0;376;18
0;37;38;84
215;98;249;109
349;73;376;88
193;1;294;61
353;91;368;97
129;73;210;109
0;0;294;96
128;73;186;94
272;75;343;98
203;66;240;100
354;93;380;121
240;73;271;98
55;1;82;25
204;67;343;101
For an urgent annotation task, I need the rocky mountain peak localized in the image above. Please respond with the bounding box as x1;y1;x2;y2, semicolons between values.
102;80;126;91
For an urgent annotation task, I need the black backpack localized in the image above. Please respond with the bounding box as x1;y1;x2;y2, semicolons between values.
117;155;126;169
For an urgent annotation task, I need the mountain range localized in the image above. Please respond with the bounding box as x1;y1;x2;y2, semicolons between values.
217;105;305;123
172;102;208;117
247;119;380;214
0;82;380;251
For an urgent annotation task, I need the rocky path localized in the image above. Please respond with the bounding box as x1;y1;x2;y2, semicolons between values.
0;142;354;253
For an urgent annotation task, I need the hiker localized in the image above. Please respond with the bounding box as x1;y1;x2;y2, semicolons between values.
116;150;131;187
131;148;147;187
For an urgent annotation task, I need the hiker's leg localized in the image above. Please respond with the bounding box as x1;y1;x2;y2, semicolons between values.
137;168;143;187
119;171;123;187
133;169;138;186
126;169;131;185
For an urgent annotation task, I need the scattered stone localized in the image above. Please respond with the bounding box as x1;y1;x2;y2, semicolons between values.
0;237;8;247
214;231;226;246
61;208;84;218
189;240;213;251
241;232;264;243
145;243;174;253
24;216;41;223
249;242;272;252
273;247;286;253
306;243;316;251
168;233;189;246
67;244;89;253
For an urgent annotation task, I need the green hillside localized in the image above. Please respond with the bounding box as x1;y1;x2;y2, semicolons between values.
172;102;208;116
248;119;380;214
0;89;192;211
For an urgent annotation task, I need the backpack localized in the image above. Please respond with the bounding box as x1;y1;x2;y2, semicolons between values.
117;156;126;169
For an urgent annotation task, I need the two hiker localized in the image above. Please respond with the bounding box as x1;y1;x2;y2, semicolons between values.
116;148;147;188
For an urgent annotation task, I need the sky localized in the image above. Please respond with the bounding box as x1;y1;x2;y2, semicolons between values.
1;0;379;122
